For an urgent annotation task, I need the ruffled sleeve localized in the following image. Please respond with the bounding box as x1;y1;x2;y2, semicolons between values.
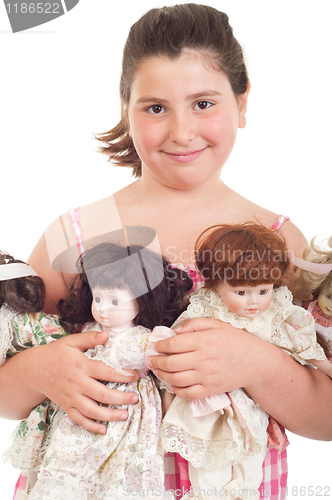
271;287;327;364
0;305;68;364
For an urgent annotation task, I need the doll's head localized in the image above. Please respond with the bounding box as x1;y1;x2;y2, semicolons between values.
0;251;45;312
58;242;192;333
96;3;249;178
195;223;290;318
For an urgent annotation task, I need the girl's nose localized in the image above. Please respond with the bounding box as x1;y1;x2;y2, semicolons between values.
169;112;196;145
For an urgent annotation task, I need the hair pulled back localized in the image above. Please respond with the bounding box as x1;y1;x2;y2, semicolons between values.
58;242;192;333
96;4;249;177
0;252;45;312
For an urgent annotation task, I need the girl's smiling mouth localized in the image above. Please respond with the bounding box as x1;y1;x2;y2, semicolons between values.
163;147;208;163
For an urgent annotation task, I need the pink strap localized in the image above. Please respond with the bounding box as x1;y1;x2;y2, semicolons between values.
271;215;290;232
69;207;85;255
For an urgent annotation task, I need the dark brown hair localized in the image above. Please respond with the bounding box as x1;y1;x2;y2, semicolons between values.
195;223;290;289
95;3;249;178
58;242;192;333
0;252;45;312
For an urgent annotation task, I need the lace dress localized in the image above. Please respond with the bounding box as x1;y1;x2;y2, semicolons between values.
3;315;176;500
161;286;327;499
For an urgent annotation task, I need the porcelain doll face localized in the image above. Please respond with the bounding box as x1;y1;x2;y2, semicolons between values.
91;287;139;329
216;283;274;319
318;281;332;317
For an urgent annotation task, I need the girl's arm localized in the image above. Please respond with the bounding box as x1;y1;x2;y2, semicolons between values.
0;330;139;433
148;318;332;441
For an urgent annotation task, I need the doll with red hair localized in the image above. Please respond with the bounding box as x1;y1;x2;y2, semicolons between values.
161;223;332;500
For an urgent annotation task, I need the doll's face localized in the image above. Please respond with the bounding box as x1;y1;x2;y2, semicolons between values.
216;283;274;319
91;287;139;330
318;281;332;317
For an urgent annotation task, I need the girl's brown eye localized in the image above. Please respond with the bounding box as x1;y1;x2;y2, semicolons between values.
147;105;164;114
195;101;212;110
197;101;208;109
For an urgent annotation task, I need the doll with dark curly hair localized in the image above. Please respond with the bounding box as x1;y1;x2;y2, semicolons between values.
2;243;192;499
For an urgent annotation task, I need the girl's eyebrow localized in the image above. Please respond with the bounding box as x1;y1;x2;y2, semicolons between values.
136;90;221;104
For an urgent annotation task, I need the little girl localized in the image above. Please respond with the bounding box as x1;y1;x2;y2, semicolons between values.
3;4;332;500
161;223;332;499
1;242;192;499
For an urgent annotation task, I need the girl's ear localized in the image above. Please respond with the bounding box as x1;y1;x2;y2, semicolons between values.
238;80;250;129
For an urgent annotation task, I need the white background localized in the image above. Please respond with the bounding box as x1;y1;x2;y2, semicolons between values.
0;1;331;498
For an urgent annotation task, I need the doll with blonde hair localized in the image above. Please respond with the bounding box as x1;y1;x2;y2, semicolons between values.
291;235;332;352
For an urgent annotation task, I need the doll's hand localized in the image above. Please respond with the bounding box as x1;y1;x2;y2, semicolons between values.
148;317;262;400
27;330;139;434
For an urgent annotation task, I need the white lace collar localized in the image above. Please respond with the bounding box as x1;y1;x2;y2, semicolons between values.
187;286;293;333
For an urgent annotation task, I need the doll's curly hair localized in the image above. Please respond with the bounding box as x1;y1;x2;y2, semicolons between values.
291;236;332;300
58;242;193;333
0;251;45;312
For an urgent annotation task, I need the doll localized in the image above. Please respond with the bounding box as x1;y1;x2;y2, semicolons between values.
0;251;69;365
0;251;70;498
2;242;192;500
161;223;332;500
291;235;332;353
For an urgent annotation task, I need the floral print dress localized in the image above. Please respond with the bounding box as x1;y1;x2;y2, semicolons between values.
1;307;175;500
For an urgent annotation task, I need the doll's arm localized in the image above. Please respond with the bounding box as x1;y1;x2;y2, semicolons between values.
309;358;332;378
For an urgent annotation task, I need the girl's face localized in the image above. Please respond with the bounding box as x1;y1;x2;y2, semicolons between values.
127;51;249;190
216;283;274;319
91;287;139;330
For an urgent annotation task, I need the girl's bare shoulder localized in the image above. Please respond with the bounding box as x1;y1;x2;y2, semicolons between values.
225;189;307;257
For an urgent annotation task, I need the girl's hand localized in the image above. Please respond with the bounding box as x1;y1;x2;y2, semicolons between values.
20;331;139;434
149;317;332;440
148;317;261;400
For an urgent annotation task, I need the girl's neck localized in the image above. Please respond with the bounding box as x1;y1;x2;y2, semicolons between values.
135;171;228;207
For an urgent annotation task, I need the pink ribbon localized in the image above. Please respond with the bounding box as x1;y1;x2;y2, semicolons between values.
289;252;332;275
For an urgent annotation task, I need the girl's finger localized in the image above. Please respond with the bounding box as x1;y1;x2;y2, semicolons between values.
66;406;129;435
174;317;223;334
172;384;207;401
82;379;140;407
148;351;197;372
154;367;198;388
64;330;110;351
87;359;139;384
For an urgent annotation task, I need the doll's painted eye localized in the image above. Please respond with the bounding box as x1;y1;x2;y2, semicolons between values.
112;299;120;306
259;289;268;295
236;291;246;296
94;296;101;304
